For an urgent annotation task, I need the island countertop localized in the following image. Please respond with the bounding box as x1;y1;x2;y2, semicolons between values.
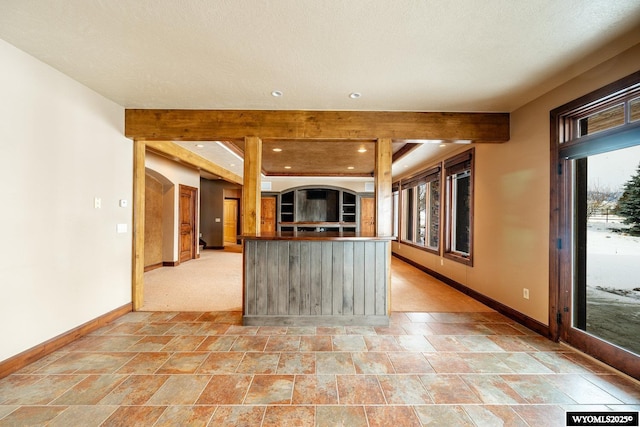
240;231;396;241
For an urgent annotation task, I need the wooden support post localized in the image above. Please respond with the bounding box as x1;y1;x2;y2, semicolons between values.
132;139;145;310
375;138;393;315
375;138;393;237
242;136;262;235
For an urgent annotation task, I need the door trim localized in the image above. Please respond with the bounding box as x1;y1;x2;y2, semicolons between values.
179;184;198;263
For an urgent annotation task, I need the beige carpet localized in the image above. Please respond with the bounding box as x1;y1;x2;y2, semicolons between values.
142;247;493;313
141;248;243;312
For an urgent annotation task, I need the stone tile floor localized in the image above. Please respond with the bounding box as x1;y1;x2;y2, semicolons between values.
1;310;639;426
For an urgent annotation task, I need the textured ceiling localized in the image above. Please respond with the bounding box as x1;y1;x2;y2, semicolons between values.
1;0;639;112
1;1;639;178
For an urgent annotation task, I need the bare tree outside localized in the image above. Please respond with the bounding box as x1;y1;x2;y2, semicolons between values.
587;181;620;219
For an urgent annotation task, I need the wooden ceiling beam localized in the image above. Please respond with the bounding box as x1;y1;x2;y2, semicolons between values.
125;109;510;142
392;143;420;162
144;140;242;185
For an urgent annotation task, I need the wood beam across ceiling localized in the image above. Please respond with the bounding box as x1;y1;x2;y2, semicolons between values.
125;109;510;143
144;140;242;185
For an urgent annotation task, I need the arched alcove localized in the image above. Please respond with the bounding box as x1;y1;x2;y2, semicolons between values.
144;167;175;270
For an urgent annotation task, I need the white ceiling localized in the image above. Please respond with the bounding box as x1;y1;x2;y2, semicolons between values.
2;0;639;178
1;0;639;112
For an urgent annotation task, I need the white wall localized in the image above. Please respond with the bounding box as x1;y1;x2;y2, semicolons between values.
0;39;133;361
145;152;201;261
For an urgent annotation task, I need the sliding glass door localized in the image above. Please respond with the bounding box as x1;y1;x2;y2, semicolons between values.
571;146;640;356
551;72;640;379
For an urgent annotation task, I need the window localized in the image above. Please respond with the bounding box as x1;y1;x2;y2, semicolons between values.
631;96;640;122
392;183;399;238
577;103;625;137
400;166;440;252
445;149;474;264
559;85;640;144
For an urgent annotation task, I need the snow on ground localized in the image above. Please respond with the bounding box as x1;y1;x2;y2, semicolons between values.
585;219;639;354
587;220;640;291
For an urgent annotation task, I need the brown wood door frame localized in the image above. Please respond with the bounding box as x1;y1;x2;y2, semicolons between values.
359;195;375;235
179;184;198;263
550;71;640;380
261;196;277;234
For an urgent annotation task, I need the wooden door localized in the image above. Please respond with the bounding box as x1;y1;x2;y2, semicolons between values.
360;197;375;235
224;199;239;244
179;185;198;263
261;197;277;234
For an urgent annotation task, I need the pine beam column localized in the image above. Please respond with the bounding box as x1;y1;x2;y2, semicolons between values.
375;137;393;316
132;139;145;310
242;136;262;235
375;138;393;236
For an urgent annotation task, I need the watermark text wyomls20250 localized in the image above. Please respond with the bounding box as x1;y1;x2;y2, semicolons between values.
566;412;639;427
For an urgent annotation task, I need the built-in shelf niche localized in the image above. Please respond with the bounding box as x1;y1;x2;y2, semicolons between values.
277;186;359;232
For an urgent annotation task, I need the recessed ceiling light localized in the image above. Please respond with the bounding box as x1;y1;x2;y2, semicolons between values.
349;92;361;99
271;90;283;97
272;148;283;152
357;147;367;153
195;144;204;148
347;166;355;170
284;166;291;169
230;163;235;167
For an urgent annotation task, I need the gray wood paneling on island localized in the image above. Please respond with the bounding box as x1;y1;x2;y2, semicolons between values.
242;233;393;326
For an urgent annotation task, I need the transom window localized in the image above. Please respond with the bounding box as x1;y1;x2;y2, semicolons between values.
559;85;640;144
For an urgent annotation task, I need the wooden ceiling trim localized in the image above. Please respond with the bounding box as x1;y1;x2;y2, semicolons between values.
144;140;242;185
125;109;510;142
392;143;420;162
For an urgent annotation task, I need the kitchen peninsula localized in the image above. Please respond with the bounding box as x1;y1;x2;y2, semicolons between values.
242;231;394;326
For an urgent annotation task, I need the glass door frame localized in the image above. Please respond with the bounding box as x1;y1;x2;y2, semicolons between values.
550;71;640;380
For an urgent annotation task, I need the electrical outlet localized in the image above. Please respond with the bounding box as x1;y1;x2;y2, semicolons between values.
523;288;530;300
94;197;101;209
